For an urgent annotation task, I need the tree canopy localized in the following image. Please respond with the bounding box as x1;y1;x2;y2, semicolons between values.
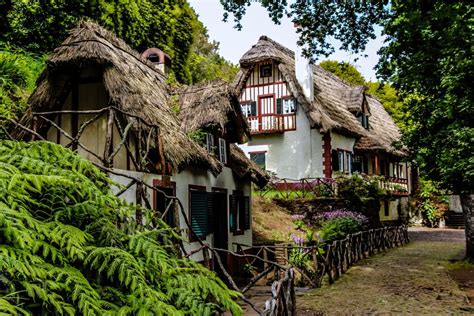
0;140;241;315
1;0;235;85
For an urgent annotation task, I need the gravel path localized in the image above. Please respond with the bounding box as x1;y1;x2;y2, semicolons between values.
297;228;469;314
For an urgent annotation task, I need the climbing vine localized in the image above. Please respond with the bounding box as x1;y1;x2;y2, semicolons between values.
0;140;241;315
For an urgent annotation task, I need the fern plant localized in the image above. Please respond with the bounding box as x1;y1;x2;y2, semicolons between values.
0;140;242;315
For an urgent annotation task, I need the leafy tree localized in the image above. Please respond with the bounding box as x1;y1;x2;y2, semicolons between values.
222;0;473;256
0;140;241;315
1;0;196;83
319;60;366;86
189;22;239;83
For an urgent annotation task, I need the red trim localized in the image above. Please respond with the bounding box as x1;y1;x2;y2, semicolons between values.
249;150;267;154
152;178;176;210
240;99;253;104
323;133;332;178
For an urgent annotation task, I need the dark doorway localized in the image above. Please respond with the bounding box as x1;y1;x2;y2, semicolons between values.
212;188;228;272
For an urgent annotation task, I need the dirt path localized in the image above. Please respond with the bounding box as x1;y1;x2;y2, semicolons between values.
297;228;470;314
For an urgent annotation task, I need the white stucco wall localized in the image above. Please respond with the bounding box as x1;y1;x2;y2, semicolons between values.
109;166;252;262
330;132;356;152
243;109;324;179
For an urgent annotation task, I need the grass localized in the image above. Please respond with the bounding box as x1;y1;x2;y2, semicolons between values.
252;196;297;244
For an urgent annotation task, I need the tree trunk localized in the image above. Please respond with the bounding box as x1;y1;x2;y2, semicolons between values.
461;194;474;259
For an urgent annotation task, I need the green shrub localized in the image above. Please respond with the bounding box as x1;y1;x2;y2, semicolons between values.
320;217;361;243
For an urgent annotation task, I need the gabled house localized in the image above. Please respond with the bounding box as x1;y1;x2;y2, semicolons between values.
14;21;267;266
235;36;411;222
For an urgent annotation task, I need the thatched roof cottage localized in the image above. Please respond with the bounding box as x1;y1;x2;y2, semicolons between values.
16;21;265;264
234;35;412;222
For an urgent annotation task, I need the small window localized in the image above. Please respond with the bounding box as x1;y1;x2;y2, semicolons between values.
206;133;214;153
283;98;296;114
230;192;250;235
260;64;272;78
338;151;344;172
250;152;266;170
241;101;257;117
345;152;352;173
358;113;370;129
218;138;227;164
384;200;390;217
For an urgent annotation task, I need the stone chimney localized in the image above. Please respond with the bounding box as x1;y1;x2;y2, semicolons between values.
141;48;171;75
294;24;314;101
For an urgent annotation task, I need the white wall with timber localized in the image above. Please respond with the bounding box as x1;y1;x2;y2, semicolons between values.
109;167;252;262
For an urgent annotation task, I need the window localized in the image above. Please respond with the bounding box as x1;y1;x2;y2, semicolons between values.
206;133;214;153
345;152;352;173
358;113;370;129
352;155;369;174
260;64;272;78
250;152;266;170
241;101;257;117
332;149;352;174
230;191;250;235
276;98;297;114
189;186;208;239
218;138;227;164
338;151;344;171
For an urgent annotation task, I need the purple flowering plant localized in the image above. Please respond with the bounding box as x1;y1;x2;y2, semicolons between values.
313;209;368;226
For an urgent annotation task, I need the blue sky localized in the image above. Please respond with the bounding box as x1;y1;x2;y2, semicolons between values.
189;0;385;81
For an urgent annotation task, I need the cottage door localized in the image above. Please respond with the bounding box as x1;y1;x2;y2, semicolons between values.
258;95;275;132
211;190;228;271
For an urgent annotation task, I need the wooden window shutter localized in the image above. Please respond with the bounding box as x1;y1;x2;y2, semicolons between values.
331;150;339;172
276;98;283;114
229;194;237;232
207;192;214;235
243;196;251;230
293;98;298;112
251;101;257;116
190;190;208;237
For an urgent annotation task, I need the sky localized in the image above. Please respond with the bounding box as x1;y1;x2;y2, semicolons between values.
188;0;385;81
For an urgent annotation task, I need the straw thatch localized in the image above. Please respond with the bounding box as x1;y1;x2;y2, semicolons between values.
15;20;222;174
235;35;367;138
235;35;404;156
175;80;268;187
354;95;405;156
176;80;249;144
228;144;269;187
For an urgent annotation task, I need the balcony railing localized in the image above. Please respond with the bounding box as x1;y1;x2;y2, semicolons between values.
247;114;296;134
378;177;409;195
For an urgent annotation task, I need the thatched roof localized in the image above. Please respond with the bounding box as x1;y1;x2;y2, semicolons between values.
15;20;222;174
354;95;405;156
235;36;404;156
228;144;269;187
174;80;268;186
234;36;367;138
176;80;250;144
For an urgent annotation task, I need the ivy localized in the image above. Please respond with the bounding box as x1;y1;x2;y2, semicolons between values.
0;140;241;315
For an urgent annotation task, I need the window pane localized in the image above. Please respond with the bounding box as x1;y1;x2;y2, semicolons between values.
250;152;266;170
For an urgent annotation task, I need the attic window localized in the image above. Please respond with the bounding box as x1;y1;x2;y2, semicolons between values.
260;64;272;78
358;113;369;129
147;53;160;63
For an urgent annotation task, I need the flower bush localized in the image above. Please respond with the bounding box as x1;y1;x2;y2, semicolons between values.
319;217;361;243
313;209;368;226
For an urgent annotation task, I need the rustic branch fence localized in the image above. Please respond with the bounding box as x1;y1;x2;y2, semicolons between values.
5;115;409;315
